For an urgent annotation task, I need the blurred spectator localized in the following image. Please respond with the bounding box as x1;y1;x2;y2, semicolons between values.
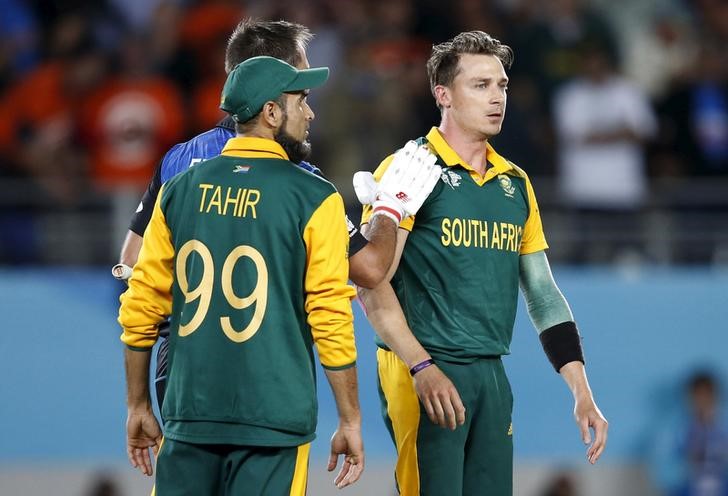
541;472;579;496
147;2;195;96
510;0;620;110
651;371;728;496
0;37;106;263
0;46;90;201
624;11;697;101
450;0;510;39
108;0;167;32
28;0;127;52
0;0;40;91
180;0;244;132
85;473;122;496
553;41;657;262
554;41;657;208
688;0;728;45
655;40;728;177
79;34;184;190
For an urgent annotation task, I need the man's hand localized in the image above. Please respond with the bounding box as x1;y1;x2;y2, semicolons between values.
413;365;466;430
574;395;608;464
353;141;441;223
126;409;162;476
327;424;365;489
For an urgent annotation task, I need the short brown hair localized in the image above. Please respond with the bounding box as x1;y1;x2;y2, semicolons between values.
225;19;313;73
427;31;513;105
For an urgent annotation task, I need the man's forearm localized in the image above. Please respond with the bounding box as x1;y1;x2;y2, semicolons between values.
349;215;396;289
125;348;153;411
358;282;429;368
119;231;144;267
324;366;362;427
559;361;593;399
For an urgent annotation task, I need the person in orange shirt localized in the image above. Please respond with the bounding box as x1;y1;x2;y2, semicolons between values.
79;35;185;190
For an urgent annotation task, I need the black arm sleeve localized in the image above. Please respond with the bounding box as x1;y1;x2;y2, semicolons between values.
345;206;368;257
128;160;163;235
539;321;585;372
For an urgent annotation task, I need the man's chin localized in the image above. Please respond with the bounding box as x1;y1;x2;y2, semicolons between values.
482;124;503;140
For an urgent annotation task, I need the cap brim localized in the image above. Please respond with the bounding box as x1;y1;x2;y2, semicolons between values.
284;67;329;93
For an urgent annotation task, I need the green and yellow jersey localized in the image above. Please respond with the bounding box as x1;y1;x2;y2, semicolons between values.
363;128;548;362
119;136;356;446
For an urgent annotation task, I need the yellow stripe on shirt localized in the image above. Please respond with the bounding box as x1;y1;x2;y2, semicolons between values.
519;174;549;255
119;186;175;350
303;192;357;369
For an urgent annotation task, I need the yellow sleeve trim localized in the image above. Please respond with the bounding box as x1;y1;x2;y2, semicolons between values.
119;187;175;349
360;154;415;232
303;192;357;368
520;174;549;254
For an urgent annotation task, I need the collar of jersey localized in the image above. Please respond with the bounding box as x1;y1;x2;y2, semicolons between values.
221;137;290;160
425;127;513;185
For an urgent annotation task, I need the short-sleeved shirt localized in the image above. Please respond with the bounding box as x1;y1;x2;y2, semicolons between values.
363;127;548;362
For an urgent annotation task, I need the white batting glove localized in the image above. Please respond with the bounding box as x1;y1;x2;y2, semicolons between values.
353;141;441;224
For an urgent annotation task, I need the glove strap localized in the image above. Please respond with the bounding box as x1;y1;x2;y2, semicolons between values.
371;204;402;224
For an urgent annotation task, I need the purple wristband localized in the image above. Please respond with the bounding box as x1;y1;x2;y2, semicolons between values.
409;358;435;376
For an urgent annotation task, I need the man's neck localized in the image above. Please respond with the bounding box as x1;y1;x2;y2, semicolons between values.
438;121;490;175
236;124;275;141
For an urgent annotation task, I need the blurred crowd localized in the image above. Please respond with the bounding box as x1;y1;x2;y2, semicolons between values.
1;0;727;265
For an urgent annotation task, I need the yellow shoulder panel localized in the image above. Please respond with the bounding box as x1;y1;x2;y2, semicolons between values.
303;192;357;369
520;173;549;255
118;187;175;349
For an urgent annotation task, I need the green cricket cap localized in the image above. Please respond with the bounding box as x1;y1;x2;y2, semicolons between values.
220;56;329;123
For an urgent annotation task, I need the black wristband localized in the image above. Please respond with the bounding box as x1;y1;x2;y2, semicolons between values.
539;321;585;372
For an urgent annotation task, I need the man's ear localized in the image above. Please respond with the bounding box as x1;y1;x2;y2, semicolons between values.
261;100;284;128
434;85;451;109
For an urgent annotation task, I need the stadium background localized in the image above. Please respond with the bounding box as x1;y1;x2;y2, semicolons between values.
1;0;727;495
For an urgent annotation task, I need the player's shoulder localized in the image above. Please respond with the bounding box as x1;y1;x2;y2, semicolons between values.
296;160;322;177
163;126;233;163
288;160;337;193
160;125;235;183
500;159;539;198
503;160;529;180
373;136;427;177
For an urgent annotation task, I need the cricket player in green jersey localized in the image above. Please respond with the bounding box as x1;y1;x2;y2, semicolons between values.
359;31;609;495
119;56;366;495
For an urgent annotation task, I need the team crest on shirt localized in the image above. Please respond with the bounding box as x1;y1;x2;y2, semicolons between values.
498;174;515;198
233;165;252;173
508;423;513;436
441;169;462;189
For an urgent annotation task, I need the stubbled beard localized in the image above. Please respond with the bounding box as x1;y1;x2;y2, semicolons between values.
274;115;311;164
